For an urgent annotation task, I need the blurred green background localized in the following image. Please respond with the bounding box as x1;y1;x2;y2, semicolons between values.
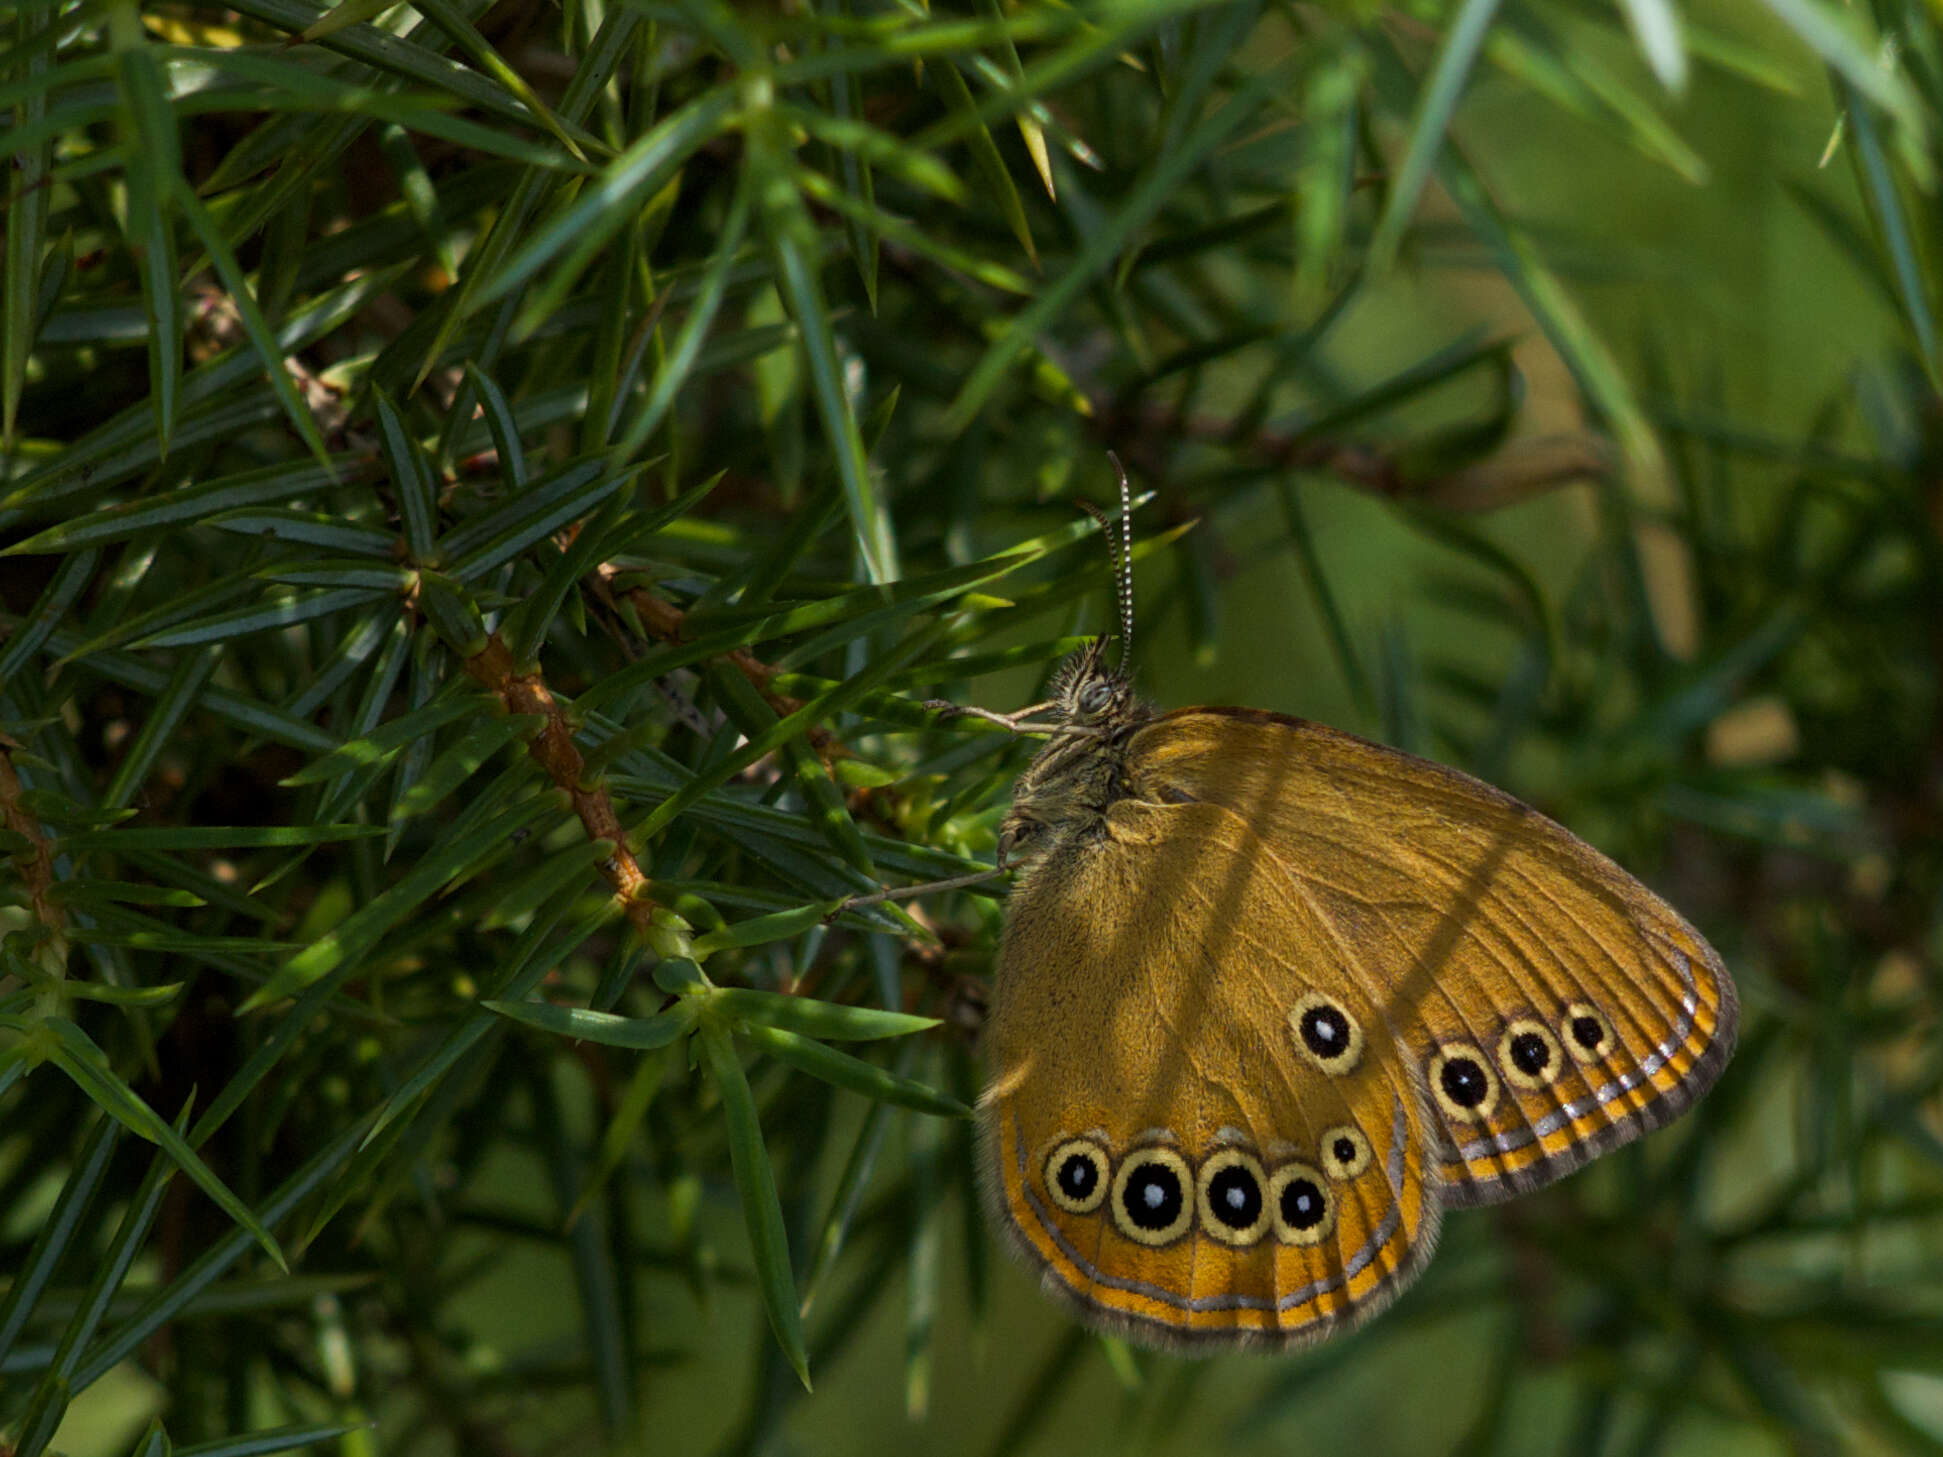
3;0;1941;1454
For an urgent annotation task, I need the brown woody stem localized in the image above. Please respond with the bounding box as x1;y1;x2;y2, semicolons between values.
461;634;661;939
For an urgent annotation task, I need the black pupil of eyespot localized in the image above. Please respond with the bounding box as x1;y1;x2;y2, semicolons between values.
1510;1031;1551;1074
1333;1137;1356;1166
1122;1162;1183;1230
1208;1166;1262;1229
1057;1154;1097;1199
1440;1056;1489;1108
1300;1005;1350;1058
1571;1014;1606;1050
1280;1177;1325;1229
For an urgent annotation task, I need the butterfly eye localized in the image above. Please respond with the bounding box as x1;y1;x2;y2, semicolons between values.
1043;1139;1110;1215
1318;1124;1373;1181
997;819;1041;864
1498;1018;1564;1090
1267;1162;1336;1245
1561;1002;1616;1063
1288;991;1364;1074
1077;679;1114;715
1110;1147;1195;1246
1195;1148;1271;1246
1428;1043;1502;1123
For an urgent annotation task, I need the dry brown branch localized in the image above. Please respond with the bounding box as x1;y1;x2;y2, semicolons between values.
0;740;63;963
461;633;662;939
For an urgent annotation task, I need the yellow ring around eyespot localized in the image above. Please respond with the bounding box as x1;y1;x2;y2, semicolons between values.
1287;990;1364;1074
1498;1017;1564;1091
1428;1043;1501;1123
1109;1146;1195;1247
1042;1138;1111;1216
1318;1123;1373;1181
1195;1147;1271;1247
1266;1161;1335;1246
1561;1001;1617;1064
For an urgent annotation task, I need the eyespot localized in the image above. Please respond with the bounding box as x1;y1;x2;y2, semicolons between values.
1110;1146;1194;1246
1267;1162;1336;1245
1196;1148;1270;1246
1043;1138;1110;1215
1498;1018;1564;1090
1562;1002;1616;1064
1428;1043;1501;1123
1318;1124;1373;1181
1288;991;1364;1075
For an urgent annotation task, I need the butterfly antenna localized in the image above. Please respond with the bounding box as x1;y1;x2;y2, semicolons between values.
1106;452;1136;674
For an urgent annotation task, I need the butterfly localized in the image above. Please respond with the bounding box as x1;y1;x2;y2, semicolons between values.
973;480;1738;1352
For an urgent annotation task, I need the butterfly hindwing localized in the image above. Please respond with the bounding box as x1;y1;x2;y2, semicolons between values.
1123;708;1739;1207
984;796;1441;1349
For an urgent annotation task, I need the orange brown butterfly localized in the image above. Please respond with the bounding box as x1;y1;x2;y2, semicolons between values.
952;459;1736;1351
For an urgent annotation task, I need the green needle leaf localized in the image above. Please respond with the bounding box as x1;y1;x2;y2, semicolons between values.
699;1024;812;1391
738;1021;970;1118
42;1019;287;1271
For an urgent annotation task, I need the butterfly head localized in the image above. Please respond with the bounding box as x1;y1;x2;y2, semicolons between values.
1046;637;1140;731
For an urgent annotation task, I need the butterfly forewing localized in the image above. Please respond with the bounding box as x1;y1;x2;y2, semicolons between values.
984;797;1442;1350
1123;708;1739;1207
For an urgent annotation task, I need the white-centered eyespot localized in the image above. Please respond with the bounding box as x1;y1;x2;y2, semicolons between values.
1428;1042;1502;1123
1288;990;1364;1075
1110;1146;1195;1246
1196;1148;1271;1246
1267;1161;1336;1245
1043;1138;1110;1215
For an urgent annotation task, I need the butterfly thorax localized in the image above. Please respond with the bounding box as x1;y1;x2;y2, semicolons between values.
998;640;1152;877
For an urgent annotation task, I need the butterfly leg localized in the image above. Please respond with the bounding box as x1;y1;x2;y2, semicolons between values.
831;865;1006;915
921;699;1064;734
